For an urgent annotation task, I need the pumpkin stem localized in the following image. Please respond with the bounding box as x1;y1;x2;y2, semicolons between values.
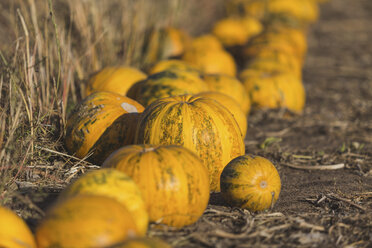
259;180;268;189
270;191;276;210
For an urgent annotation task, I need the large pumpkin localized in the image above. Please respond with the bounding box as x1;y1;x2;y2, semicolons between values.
0;206;37;248
84;67;147;97
65;91;144;164
35;195;138;248
241;68;305;113
135;95;245;192
59;168;148;235
220;155;281;212
195;92;247;138
202;74;251;114
102;145;210;228
127;70;208;107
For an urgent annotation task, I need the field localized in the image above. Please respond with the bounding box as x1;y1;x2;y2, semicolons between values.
0;0;371;247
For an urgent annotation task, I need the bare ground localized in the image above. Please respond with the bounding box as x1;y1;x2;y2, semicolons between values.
3;0;372;247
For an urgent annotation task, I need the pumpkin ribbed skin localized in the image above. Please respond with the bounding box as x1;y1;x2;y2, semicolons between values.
241;69;305;112
85;67;147;97
59;169;148;235
0;206;36;248
148;59;201;76
135;95;245;192
35;195;138;248
220;155;281;212
65;92;144;164
202;74;251;114
110;237;171;248
127;70;208;107
195;92;247;138
103;145;210;228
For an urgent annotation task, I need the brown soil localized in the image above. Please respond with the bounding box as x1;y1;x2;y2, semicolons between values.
4;0;372;247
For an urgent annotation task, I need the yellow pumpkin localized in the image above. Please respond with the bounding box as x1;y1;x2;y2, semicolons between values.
59;168;148;235
135;95;245;192
35;195;138;248
65;91;144;164
212;18;250;47
187;34;223;51
241;68;305;113
85;67;147;97
127;69;208;107
103;145;210;228
148;59;201;76
268;0;319;23
220;155;281;211
202;74;251;114
110;237;171;248
182;48;237;76
0;206;36;248
195;92;247;138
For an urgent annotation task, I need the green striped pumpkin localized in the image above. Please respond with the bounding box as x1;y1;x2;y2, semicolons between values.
135;95;245;192
65;91;144;164
102;145;210;228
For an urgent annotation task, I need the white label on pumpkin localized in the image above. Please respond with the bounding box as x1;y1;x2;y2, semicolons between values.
121;102;138;113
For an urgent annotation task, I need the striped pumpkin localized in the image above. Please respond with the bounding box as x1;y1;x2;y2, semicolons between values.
135;95;245;192
127;70;208;107
65;92;144;164
59;169;148;235
0;206;36;248
35;195;138;247
103;145;210;228
220;155;281;212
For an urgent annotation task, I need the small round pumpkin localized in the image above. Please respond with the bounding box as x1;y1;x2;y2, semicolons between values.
241;68;305;113
59;168;149;235
188;34;223;51
127;70;208;107
65;91;145;164
110;237;171;248
268;0;319;23
103;145;210;228
202;74;251;114
220;155;281;212
35;195;138;248
182;48;237;76
135;95;245;192
84;67;147;97
148;59;201;76
0;206;37;248
195;92;247;138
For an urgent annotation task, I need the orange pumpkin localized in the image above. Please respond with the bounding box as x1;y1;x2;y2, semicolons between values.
35;195;138;247
195;92;247;138
65;91;144;164
85;67;147;97
103;145;210;228
0;206;37;248
127;70;208;107
220;155;281;211
202;74;251;114
135;95;245;192
59;168;149;235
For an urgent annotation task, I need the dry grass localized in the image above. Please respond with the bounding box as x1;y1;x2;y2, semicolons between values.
0;0;225;202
